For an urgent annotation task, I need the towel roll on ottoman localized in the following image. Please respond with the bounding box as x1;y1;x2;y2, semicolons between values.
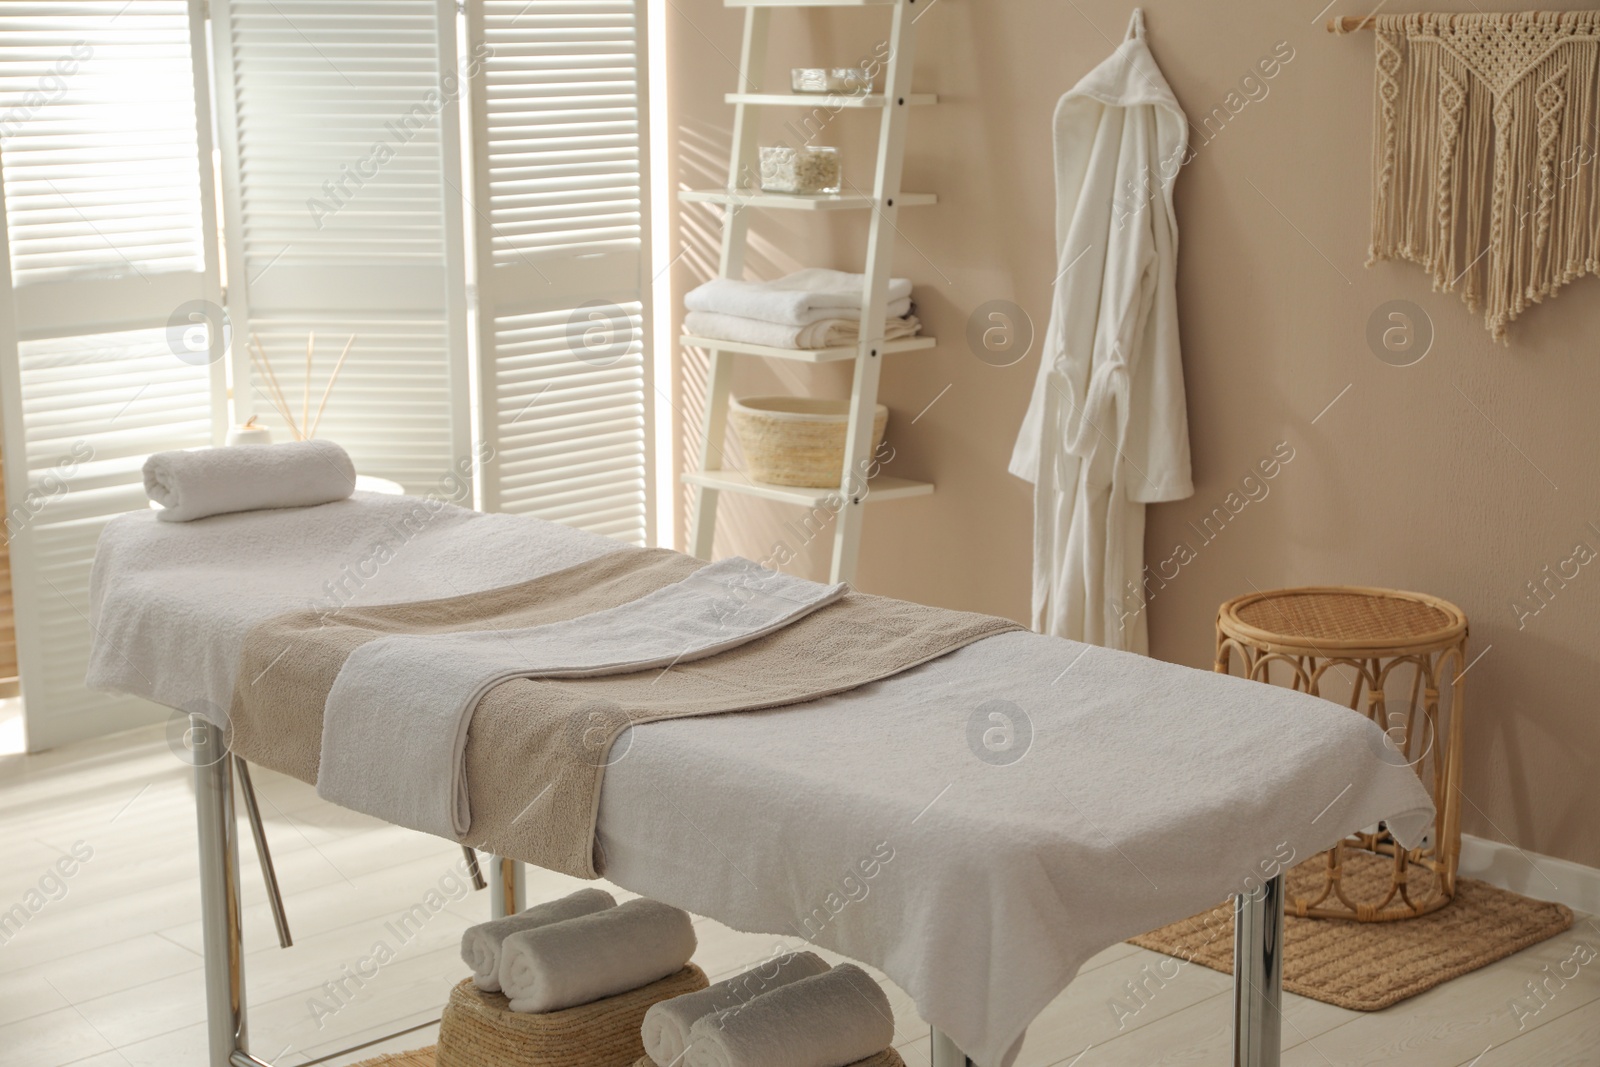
500;898;698;1014
462;888;617;992
641;951;829;1067
684;964;895;1067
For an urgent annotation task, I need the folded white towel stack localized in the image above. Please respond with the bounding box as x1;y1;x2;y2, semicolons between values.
683;311;921;352
499;897;697;1014
683;269;919;351
142;439;357;522
686;269;912;325
460;887;617;993
684;963;894;1067
642;951;830;1067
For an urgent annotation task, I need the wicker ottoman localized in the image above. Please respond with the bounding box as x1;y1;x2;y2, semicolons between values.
435;965;709;1067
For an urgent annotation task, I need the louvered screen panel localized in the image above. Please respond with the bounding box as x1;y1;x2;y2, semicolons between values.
213;0;468;493
480;0;642;262
468;0;653;543
0;0;221;750
0;1;206;285
490;303;645;540
14;329;212;735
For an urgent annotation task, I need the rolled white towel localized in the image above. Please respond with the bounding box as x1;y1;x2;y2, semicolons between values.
642;951;829;1066
684;964;894;1067
460;887;617;992
142;439;357;522
499;897;697;1014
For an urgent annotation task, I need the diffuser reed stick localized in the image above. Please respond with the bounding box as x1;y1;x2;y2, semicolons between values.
248;331;357;442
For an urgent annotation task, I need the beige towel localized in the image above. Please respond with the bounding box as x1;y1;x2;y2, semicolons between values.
229;549;1021;878
499;898;697;1014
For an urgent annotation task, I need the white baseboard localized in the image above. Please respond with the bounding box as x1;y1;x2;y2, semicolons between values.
1459;833;1600;917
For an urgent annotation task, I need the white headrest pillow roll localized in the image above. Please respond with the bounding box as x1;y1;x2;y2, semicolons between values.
142;439;357;522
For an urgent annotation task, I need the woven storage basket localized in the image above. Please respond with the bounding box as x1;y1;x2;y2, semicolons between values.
436;965;708;1067
729;396;888;488
631;1049;907;1067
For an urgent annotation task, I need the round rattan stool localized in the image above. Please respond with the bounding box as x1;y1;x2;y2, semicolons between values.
1216;586;1468;922
435;966;709;1067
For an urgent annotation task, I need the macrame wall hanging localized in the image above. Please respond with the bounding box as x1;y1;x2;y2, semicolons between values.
1339;12;1600;341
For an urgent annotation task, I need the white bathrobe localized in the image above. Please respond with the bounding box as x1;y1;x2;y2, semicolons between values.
1009;9;1193;654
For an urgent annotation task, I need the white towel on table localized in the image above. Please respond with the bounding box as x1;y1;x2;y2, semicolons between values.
499;897;697;1014
317;556;847;840
642;951;829;1067
684;963;893;1067
684;311;920;351
686;269;912;325
142;439;357;522
461;888;617;992
86;494;622;724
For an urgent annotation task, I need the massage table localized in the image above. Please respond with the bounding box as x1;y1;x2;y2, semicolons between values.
86;492;1434;1067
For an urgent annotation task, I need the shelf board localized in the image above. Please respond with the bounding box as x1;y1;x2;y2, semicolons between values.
678;334;935;363
679;189;936;211
725;92;937;108
685;469;934;506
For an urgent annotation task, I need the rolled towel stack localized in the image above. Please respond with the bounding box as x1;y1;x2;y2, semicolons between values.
142;439;357;522
641;951;830;1067
684;963;895;1067
684;268;920;351
500;897;697;1014
460;887;616;992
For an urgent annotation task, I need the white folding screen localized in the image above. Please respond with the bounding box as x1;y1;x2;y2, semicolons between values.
0;0;224;749
0;0;655;750
209;0;471;492
465;0;653;543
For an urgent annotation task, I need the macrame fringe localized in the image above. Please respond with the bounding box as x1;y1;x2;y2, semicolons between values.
1367;12;1600;342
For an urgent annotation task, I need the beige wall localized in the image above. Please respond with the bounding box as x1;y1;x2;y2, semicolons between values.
664;1;1600;868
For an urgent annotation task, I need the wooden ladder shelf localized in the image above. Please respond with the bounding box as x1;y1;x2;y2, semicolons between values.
682;0;935;584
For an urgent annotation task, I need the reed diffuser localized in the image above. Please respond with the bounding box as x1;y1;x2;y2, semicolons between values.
247;331;355;441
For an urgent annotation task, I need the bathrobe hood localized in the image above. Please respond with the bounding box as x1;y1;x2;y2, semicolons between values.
1009;8;1193;652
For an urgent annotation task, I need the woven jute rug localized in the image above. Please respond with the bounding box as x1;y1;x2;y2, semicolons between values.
1129;851;1574;1011
347;1047;907;1067
350;1051;432;1067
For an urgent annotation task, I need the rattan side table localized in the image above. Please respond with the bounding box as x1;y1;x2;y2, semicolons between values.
1216;586;1468;922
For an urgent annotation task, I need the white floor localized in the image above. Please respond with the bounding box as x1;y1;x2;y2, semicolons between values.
1;724;1596;1067
0;696;23;755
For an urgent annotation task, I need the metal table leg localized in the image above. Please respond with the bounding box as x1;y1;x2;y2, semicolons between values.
931;1029;975;1067
490;856;524;919
195;717;248;1067
234;757;291;948
1234;873;1285;1067
463;846;486;891
930;872;1284;1067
